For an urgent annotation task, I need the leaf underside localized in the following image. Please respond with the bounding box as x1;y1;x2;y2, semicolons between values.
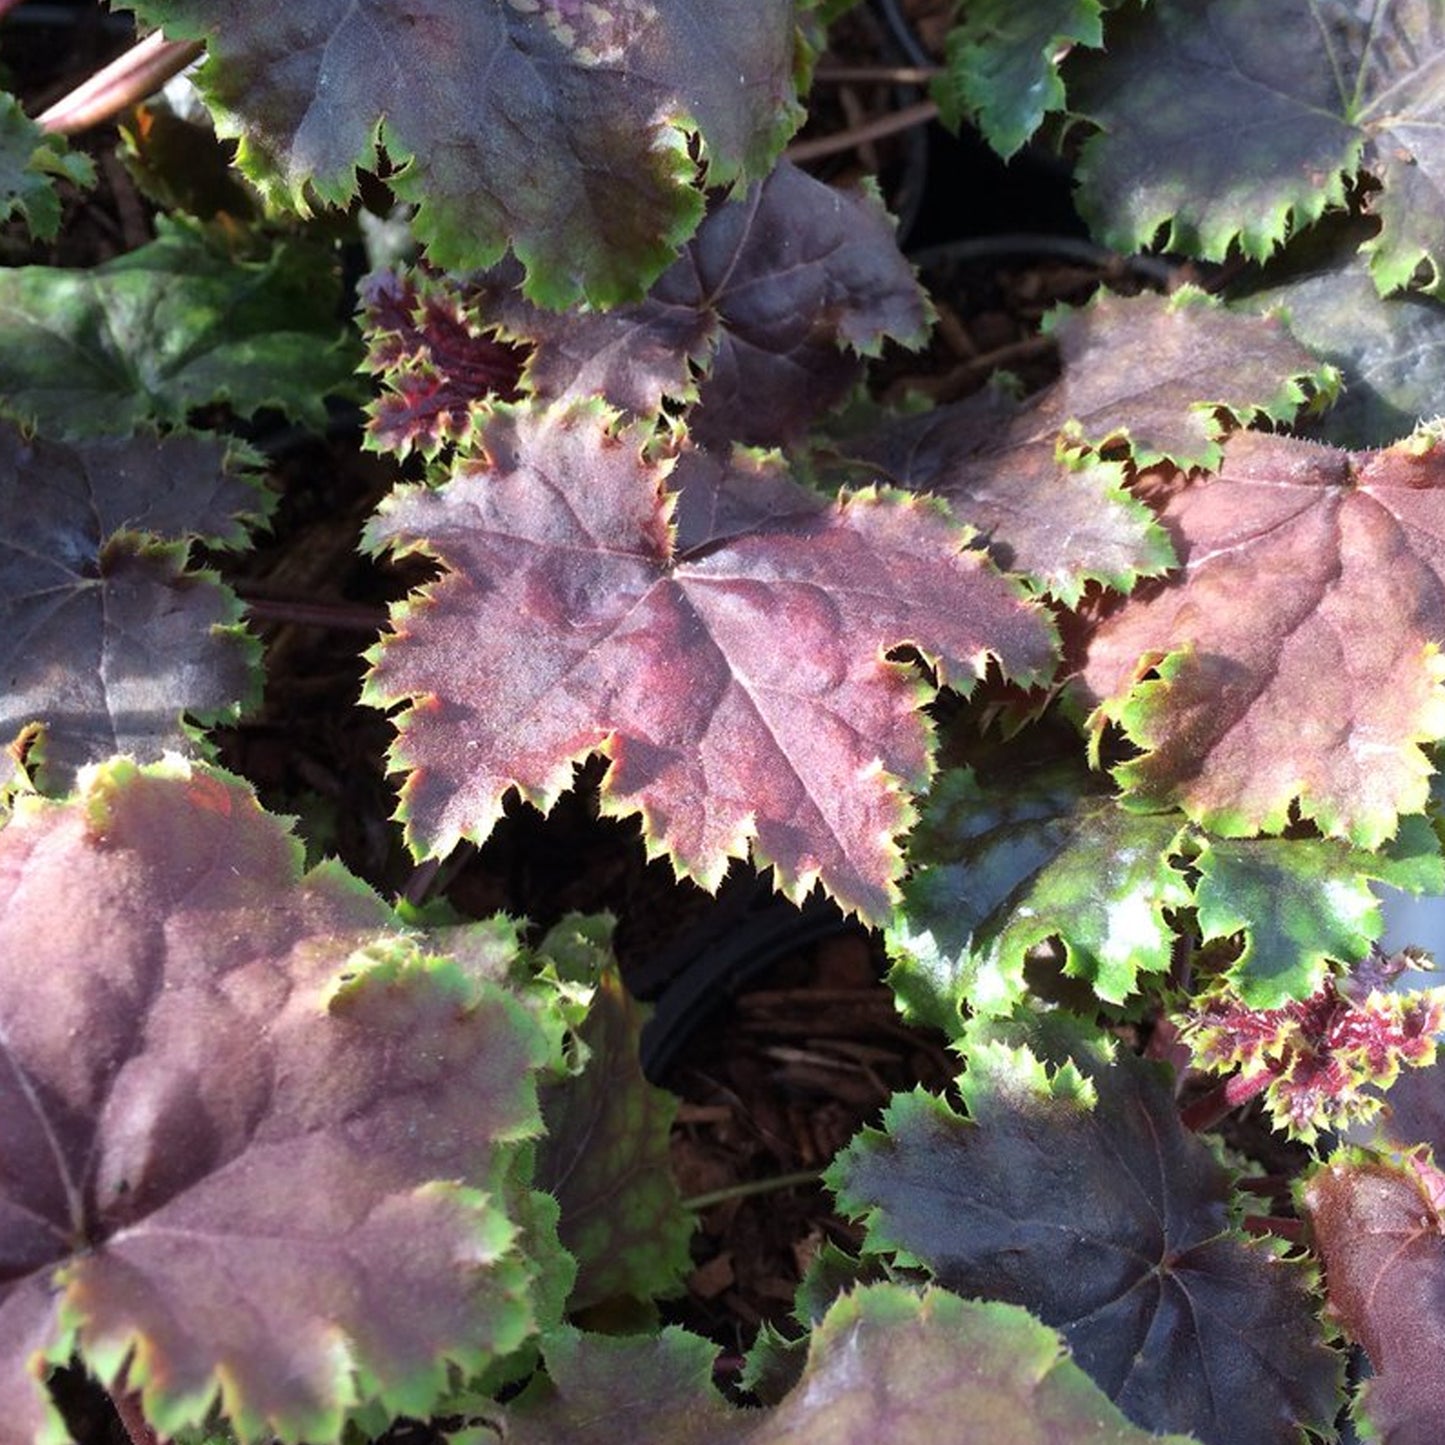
363;399;1057;922
1076;429;1445;847
0;425;269;792
828;1014;1341;1444
124;0;808;306
0;758;552;1444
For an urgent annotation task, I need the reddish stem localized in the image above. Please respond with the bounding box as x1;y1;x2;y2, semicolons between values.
37;30;204;135
1179;1068;1273;1133
110;1389;162;1445
239;593;387;634
1239;1214;1305;1244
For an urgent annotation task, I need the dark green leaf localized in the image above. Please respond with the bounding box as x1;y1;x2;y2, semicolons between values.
0;218;359;438
0;91;94;241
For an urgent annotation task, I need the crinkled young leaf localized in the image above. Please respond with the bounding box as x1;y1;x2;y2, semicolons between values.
1304;1155;1445;1444
363;400;1057;922
0;218;359;438
0;758;555;1445
360;267;526;460
365;163;930;457
1071;0;1445;290
1076;429;1445;847
0;91;94;241
536;963;694;1312
125;0;807;306
828;1016;1341;1444
1242;251;1445;449
1184;972;1445;1145
935;0;1105;158
504;1285;1203;1444
1192;816;1445;1008
887;765;1189;1031
0;425;268;791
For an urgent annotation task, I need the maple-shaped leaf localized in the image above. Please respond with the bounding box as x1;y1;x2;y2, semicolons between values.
124;0;807;307
828;288;1328;602
935;0;1105;158
0;424;269;791
828;1014;1342;1444
1076;428;1445;847
502;1285;1204;1444
1242;250;1445;449
0;758;558;1445
486;161;931;449
0;90;94;241
536;958;694;1312
360;267;526;461
0;217;360;439
362;163;930;459
1183;964;1445;1145
363;400;1057;922
1191;816;1445;1008
831;384;1173;606
1303;1154;1445;1444
887;765;1189;1031
1071;0;1445;290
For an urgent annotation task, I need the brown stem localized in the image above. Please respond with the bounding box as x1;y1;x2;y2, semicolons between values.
37;31;204;135
1179;1069;1273;1133
813;63;940;84
110;1389;162;1445
785;98;938;163
237;591;387;634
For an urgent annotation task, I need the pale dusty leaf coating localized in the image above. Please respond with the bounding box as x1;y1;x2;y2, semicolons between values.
363;400;1057;921
1076;430;1445;847
0;759;554;1444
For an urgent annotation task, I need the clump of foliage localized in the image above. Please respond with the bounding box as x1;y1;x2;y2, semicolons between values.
7;1;1445;1443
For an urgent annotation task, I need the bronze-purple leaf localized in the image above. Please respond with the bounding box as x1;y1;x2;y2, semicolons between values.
0;757;551;1443
362;399;1058;922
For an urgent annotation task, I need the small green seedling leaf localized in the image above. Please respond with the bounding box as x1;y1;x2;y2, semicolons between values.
0;90;94;240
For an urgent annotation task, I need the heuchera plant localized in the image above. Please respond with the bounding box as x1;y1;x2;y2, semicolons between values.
8;0;1445;1442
